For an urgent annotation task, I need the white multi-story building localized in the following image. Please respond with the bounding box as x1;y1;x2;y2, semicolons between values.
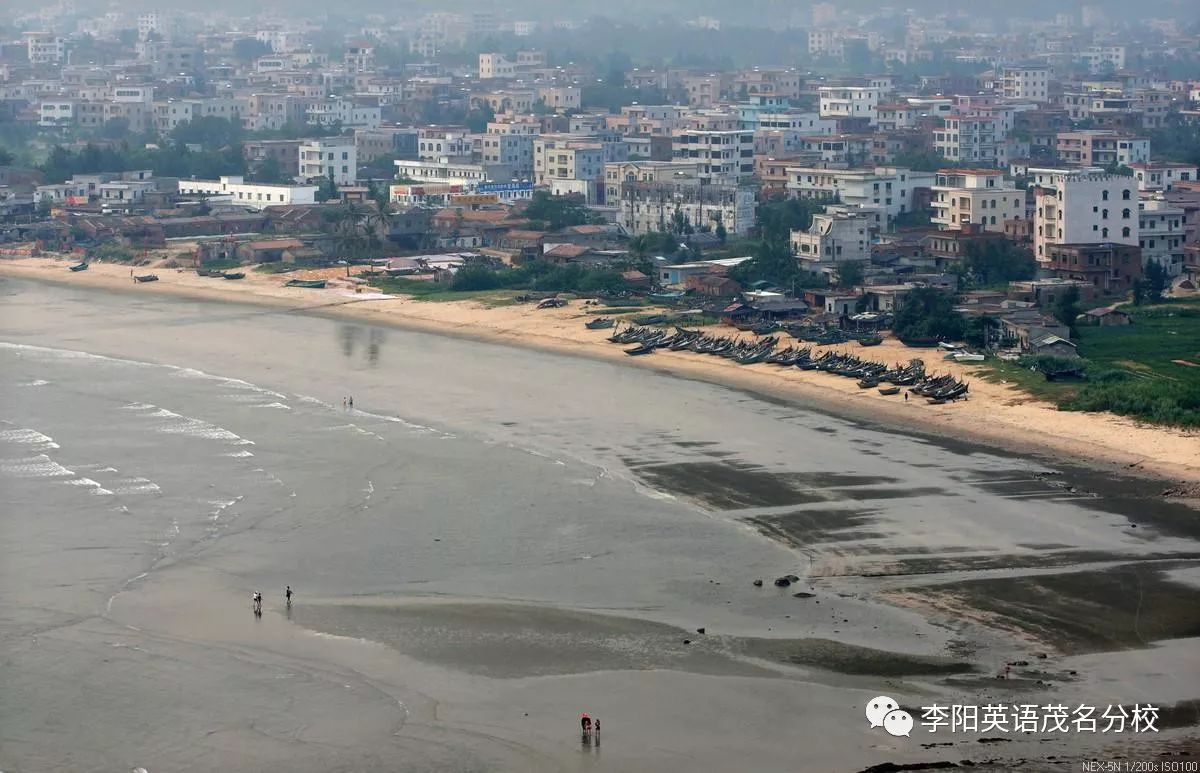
299;139;357;185
934;112;1007;168
393;159;507;186
177;176;316;210
478;133;533;177
137;12;167;41
418;128;473;161
478;53;515;79
1001;66;1050;102
618;179;756;237
671;129;754;184
790;209;872;264
1129;161;1199;192
255;30;307;53
603;160;705;206
25;32;65;65
537;85;581;112
808;30;844;59
930;169;1024;232
817;87;880;124
306;99;381;129
1031;167;1139;263
1082;46;1125;73
785;166;934;225
533;137;606;200
754;111;837;134
38;99;75;127
1139;198;1186;277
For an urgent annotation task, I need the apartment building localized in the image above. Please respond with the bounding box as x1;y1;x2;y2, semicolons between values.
355;127;419;164
1129;161;1199;192
1139;198;1187;277
417;128;473;161
680;74;727;108
344;43;375;73
299;138;357;185
533;136;606;199
817;86;880;124
790;210;872;264
177;176;317;209
785;166;934;225
38;99;74;127
306;99;381;129
393;159;507;186
24;32;65;65
603;160;705;206
243;140;304;178
671;129;754;184
478;53;516;79
478;132;534;177
1082;46;1126;73
618;178;755;236
1001;66;1050;102
808;30;844;59
1031;167;1139;262
1055;131;1150;168
1045;242;1142;293
930;169;1023;232
537;85;581;112
934;112;1007;168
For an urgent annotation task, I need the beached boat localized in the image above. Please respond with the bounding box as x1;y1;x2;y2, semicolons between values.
134;274;159;283
857;333;883;346
585;317;615;329
285;279;327;288
950;352;985;363
223;271;246;280
625;344;655;356
196;268;224;277
537;297;567;309
68;261;88;272
878;386;901;396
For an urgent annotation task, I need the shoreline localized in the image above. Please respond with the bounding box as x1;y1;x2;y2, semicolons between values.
3;255;1197;488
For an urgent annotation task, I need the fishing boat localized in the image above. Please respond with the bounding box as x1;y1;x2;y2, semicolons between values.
223;271;246;280
68;261;88;272
134;274;159;283
857;333;883;346
878;386;901;396
625;344;655;356
196;268;224;277
285;279;327;288
537;297;567;309
585;317;615;329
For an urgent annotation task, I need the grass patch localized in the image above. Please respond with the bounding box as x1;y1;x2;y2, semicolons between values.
980;298;1200;426
369;277;521;305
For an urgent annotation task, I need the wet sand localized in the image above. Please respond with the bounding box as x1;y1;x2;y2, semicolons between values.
2;269;1199;772
3;256;1197;486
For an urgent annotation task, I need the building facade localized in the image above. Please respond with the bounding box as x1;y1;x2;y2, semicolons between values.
1031;167;1139;262
930;169;1023;232
299;139;357;185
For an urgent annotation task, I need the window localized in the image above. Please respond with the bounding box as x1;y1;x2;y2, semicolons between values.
1102;228;1109;239
1122;208;1130;219
1122;189;1131;200
1102;209;1108;219
1102;190;1109;201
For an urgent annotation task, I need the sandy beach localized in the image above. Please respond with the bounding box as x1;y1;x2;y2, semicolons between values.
6;255;1195;486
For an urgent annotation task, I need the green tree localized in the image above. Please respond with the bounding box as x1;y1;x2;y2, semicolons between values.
1052;286;1082;331
523;191;601;230
630;230;680;258
232;38;271;61
0;147;12;166
892;150;959;172
36;195;53;217
170;116;244;150
715;222;727;244
756;195;823;244
892;287;965;342
961;239;1037;286
835;260;864;288
1144;259;1169;302
1131;278;1146;306
249;155;289;184
465;102;495;133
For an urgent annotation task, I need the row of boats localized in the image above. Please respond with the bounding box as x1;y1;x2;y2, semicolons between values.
603;324;969;402
197;268;246;280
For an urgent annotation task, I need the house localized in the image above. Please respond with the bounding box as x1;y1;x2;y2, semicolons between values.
236;238;306;263
1084;306;1132;326
621;270;651;288
720;302;756;324
685;274;742;297
1029;334;1078;358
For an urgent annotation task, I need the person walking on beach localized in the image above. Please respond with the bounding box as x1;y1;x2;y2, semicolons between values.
252;591;262;616
580;713;592;740
348;396;354;409
285;585;293;606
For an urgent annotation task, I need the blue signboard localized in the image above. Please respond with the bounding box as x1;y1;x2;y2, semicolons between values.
477;182;533;193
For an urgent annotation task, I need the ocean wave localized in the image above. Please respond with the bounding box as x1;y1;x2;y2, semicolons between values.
112;477;161;494
0;426;60;450
222;449;254;458
138;407;254;445
66;477;114;495
19;378;50;387
0;453;74;478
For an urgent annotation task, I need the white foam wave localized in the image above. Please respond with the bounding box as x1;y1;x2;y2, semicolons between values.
0;427;60;450
139;408;254;444
223;450;254;458
112;477;161;494
257;402;291;410
121;402;156;411
0;454;74;478
19;379;50;387
65;477;115;495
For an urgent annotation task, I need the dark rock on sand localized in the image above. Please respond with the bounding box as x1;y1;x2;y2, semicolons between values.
793;592;816;598
753;579;763;587
774;577;792;587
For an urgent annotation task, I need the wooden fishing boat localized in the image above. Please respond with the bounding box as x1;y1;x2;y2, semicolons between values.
134;274;159;282
223;271;246;280
878;386;901;396
68;261;88;272
285;279;327;288
625;344;654;356
196;268;224;277
857;333;883;346
585;317;615;329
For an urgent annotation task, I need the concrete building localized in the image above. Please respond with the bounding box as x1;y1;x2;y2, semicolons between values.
930;169;1023;232
603;160;705;206
1129;162;1198;192
790;209;871;264
177;176;317;210
536;86;581;112
1001;66;1050;102
344;43;376;73
785;166;934;226
478;53;515;79
1031;167;1139;262
478;133;534;178
1056;131;1150;168
355;127;419;164
25;32;65;65
394;159;507;186
934;112;1007;167
618;179;755;237
299;139;357;185
1045;243;1142;294
533;137;606;202
671;129;755;184
243;139;304;178
1138;198;1187;277
817;86;880;124
418;128;473;161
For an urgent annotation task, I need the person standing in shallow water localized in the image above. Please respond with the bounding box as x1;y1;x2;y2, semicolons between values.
348;396;353;409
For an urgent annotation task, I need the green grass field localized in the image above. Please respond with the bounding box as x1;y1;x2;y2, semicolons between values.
979;298;1200;427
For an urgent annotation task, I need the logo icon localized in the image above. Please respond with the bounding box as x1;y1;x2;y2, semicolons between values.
883;709;914;737
866;696;898;728
866;696;913;737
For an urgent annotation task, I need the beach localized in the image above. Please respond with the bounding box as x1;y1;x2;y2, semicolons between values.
3;256;1198;487
2;261;1199;772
